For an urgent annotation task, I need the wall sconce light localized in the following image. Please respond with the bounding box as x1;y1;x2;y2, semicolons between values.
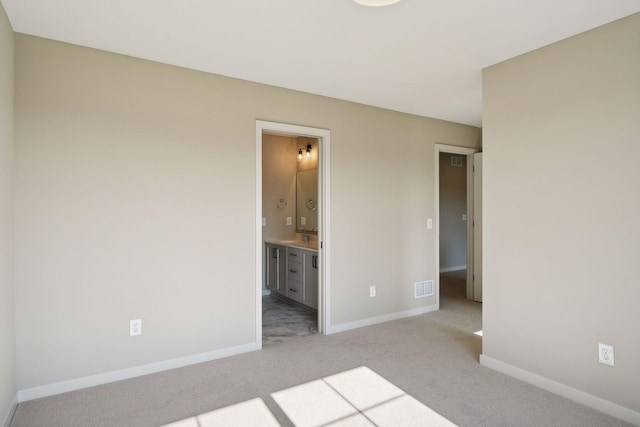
298;148;303;160
306;144;312;158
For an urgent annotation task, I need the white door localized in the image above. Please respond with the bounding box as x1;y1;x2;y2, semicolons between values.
473;153;483;302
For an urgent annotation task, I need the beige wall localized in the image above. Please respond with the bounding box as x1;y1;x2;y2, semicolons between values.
439;153;467;270
483;13;640;415
0;2;15;424
262;134;297;243
14;34;480;390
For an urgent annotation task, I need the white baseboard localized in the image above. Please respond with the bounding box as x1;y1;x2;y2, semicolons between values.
480;354;640;426
327;304;438;335
18;341;260;403
2;395;17;427
439;265;467;273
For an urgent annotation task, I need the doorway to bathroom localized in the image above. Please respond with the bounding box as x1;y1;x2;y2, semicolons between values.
255;121;330;348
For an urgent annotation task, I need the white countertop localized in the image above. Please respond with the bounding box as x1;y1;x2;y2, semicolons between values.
265;239;318;251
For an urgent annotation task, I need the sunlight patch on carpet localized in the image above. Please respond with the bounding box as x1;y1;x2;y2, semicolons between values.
273;366;457;426
163;366;457;426
163;398;279;427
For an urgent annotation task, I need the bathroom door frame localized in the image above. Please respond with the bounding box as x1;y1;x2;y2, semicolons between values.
435;144;480;305
255;120;331;347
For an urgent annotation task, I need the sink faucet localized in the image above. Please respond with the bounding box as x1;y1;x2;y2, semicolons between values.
301;232;309;246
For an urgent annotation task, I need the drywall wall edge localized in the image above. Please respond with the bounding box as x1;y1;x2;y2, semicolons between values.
18;341;260;402
480;354;640;425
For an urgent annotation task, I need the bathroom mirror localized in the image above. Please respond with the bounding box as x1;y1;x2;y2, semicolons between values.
296;169;318;232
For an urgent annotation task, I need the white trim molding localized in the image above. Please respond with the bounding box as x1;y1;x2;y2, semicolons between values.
480;355;640;426
18;342;259;402
327;305;438;335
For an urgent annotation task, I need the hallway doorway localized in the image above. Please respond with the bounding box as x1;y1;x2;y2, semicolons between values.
439;152;468;278
435;144;481;306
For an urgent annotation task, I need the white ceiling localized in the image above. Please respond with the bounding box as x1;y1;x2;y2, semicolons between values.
2;1;639;127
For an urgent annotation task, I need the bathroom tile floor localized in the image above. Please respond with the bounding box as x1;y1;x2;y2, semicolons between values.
262;294;318;346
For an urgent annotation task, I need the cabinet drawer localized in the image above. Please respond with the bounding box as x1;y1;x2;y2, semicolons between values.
286;247;301;261
287;263;302;281
287;279;301;301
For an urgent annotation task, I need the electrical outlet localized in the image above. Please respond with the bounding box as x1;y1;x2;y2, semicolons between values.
598;343;614;366
262;217;266;226
130;319;142;336
369;286;376;297
286;216;292;226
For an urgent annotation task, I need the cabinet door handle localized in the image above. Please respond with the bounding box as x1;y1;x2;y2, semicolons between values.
289;253;297;257
312;255;318;269
289;269;297;273
289;288;297;292
272;248;278;259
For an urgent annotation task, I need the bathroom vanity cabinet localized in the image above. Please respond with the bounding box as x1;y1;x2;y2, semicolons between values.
265;241;318;310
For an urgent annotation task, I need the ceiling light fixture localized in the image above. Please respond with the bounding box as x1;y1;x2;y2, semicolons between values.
352;0;403;7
